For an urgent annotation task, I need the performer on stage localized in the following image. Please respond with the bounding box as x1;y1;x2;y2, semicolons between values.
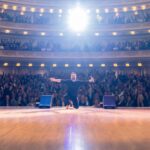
50;72;94;109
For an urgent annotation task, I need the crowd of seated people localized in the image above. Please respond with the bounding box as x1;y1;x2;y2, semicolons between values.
0;37;150;51
0;8;150;25
0;70;149;107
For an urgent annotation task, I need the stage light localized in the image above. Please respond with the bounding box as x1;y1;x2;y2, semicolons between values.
101;64;106;67
40;63;45;67
52;64;57;67
137;63;143;67
125;63;130;67
41;32;46;36
64;64;69;67
3;4;8;9
28;63;33;67
23;31;28;35
148;29;150;33
130;31;135;35
22;6;26;12
3;63;8;67
112;32;117;36
12;5;17;11
123;7;128;12
5;29;10;34
77;64;81;67
67;7;89;32
113;63;118;67
89;64;93;67
16;63;21;67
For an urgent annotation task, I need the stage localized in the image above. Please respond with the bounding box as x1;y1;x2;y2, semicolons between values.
0;107;150;150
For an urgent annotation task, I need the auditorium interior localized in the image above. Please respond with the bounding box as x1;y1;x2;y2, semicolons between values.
0;0;150;150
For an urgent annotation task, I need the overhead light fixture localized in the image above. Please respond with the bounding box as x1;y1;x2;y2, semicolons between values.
3;62;8;67
40;63;45;67
40;8;44;13
134;11;138;15
64;64;69;67
12;5;17;11
101;64;106;67
59;32;64;36
113;63;118;67
20;12;25;15
49;9;54;13
22;6;26;12
112;32;117;36
95;32;100;36
137;63;143;67
123;7;128;12
41;32;46;36
114;8;118;13
3;4;8;9
89;64;93;67
96;9;100;14
104;8;109;13
31;7;35;12
5;29;10;33
23;31;28;35
132;6;137;11
86;9;91;14
16;63;21;67
28;63;33;67
76;33;81;36
141;5;146;10
52;64;57;67
59;9;63;13
130;31;135;35
125;63;130;67
77;64;81;67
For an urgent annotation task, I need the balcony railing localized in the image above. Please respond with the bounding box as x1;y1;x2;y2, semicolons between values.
0;50;150;60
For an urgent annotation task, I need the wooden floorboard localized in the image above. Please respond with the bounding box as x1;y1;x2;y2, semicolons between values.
0;107;150;150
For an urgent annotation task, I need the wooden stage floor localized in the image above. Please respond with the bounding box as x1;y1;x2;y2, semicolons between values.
0;107;150;150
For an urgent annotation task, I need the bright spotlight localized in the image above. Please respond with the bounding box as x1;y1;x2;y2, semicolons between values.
68;7;89;32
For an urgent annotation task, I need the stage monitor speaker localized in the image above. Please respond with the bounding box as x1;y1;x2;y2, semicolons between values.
39;95;52;108
103;95;116;109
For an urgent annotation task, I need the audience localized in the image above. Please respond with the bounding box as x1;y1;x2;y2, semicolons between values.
0;70;149;107
0;9;150;25
0;37;150;51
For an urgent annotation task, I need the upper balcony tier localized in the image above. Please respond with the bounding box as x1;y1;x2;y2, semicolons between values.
0;20;150;36
1;0;150;11
0;50;150;63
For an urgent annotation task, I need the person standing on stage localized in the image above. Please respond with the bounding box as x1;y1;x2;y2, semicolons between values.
50;72;94;109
